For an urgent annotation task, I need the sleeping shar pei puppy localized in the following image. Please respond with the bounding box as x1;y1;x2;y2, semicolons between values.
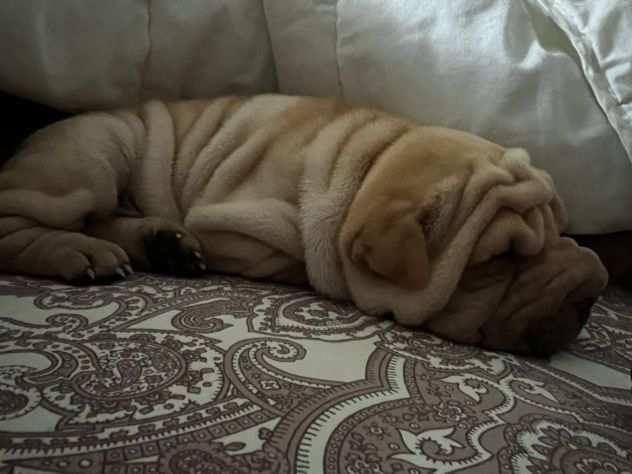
0;95;608;356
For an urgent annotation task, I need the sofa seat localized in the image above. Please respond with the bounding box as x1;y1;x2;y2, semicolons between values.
0;273;630;472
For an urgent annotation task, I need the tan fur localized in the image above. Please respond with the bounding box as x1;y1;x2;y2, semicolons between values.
0;94;608;355
350;198;429;290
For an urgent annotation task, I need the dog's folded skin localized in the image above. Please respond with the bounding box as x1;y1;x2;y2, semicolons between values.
0;94;608;355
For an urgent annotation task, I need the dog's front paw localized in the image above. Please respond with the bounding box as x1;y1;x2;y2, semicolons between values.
143;228;206;277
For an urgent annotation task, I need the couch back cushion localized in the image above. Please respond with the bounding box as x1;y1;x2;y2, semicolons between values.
0;1;277;111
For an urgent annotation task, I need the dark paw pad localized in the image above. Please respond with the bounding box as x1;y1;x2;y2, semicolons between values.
144;230;206;277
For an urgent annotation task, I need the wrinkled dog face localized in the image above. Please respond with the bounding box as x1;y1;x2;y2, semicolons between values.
337;127;607;356
439;238;607;357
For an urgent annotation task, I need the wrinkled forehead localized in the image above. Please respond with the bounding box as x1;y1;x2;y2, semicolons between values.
416;126;505;156
360;127;505;198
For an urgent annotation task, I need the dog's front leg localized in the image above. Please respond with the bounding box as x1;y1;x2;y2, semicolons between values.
185;199;308;285
86;215;206;277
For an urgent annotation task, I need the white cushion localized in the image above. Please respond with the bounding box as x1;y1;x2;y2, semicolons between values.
531;0;632;160
0;1;276;111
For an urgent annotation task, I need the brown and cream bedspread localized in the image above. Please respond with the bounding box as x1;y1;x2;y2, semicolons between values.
0;273;630;473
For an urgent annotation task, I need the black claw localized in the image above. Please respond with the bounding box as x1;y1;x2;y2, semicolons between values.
71;267;98;286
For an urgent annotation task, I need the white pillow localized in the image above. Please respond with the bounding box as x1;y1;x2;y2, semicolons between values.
265;0;632;233
531;0;632;160
0;1;277;111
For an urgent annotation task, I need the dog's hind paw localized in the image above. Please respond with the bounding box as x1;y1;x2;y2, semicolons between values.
56;236;132;284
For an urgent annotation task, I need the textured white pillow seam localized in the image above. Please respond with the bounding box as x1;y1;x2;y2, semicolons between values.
529;0;632;162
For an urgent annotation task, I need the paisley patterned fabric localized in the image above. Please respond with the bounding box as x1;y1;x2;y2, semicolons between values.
0;274;630;473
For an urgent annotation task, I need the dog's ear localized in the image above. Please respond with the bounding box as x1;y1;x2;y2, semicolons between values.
350;200;429;290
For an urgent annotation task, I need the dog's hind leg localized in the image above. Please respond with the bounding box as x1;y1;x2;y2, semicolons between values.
86;215;206;277
0;113;136;282
0;216;131;283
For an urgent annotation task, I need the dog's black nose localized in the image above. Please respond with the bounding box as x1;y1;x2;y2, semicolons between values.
523;298;595;358
575;297;596;325
523;320;560;358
